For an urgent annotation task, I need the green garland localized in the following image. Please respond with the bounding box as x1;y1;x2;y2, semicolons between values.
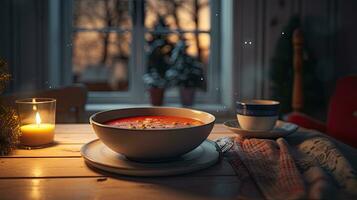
0;59;21;155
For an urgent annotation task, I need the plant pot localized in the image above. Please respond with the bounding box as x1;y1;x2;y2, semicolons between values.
149;88;165;106
179;87;196;106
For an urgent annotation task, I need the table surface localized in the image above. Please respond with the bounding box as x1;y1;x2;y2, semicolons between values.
0;124;263;200
0;124;355;200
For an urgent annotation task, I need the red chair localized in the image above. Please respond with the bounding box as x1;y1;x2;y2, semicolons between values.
287;75;357;147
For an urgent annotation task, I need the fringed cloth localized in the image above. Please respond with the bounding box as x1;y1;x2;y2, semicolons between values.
224;133;357;200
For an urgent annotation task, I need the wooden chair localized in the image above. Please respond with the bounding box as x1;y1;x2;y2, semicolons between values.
292;28;304;112
1;84;88;123
287;28;357;147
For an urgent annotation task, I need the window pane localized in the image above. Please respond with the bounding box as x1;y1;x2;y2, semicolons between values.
145;0;210;31
144;0;211;92
73;0;132;30
72;32;131;91
182;33;210;64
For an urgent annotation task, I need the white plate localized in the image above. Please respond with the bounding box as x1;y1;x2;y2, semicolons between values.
81;139;220;177
223;120;298;139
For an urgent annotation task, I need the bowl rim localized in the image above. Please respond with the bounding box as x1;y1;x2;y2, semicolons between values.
89;106;216;131
236;99;280;106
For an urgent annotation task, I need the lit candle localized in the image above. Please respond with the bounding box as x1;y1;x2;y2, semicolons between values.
20;111;55;147
16;98;56;147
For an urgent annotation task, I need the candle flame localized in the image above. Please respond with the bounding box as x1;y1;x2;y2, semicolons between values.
32;98;37;111
35;112;41;125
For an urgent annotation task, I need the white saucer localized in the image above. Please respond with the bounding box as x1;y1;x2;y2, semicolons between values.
81;139;220;177
223;120;298;139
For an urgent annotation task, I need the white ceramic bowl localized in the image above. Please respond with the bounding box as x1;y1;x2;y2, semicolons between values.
90;107;215;161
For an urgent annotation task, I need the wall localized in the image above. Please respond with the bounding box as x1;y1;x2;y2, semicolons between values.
0;0;49;92
335;0;357;76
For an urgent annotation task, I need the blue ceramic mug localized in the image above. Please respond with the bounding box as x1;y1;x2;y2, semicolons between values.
236;100;280;131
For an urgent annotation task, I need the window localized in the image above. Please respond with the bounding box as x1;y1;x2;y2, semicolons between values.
72;0;220;104
72;0;132;92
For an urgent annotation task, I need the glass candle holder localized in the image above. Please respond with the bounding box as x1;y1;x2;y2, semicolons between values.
16;98;56;147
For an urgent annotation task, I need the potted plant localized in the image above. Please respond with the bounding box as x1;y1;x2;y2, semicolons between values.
166;40;204;106
143;70;167;106
143;18;174;106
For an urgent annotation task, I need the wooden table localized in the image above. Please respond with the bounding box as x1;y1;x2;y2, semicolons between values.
0;124;267;200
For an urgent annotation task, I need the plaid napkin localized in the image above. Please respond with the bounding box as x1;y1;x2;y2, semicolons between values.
224;135;357;200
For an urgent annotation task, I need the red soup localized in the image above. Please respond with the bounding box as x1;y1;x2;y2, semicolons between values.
105;116;204;129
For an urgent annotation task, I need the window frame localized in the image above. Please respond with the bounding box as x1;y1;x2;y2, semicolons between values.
65;0;221;105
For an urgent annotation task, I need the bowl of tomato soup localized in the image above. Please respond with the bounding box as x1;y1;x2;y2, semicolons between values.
90;107;215;161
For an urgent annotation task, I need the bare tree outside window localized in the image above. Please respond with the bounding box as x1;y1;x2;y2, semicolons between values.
73;0;131;91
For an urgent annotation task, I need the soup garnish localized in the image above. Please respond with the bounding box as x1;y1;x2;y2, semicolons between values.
105;116;204;129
